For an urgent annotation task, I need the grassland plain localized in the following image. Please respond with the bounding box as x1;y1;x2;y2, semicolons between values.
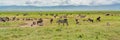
0;11;120;40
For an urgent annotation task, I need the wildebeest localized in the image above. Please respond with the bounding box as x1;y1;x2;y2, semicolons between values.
105;13;110;16
75;19;79;24
53;14;58;18
37;18;43;26
57;18;69;26
0;17;10;22
50;18;53;24
33;21;36;25
4;17;10;21
54;16;57;18
96;16;101;22
0;17;6;22
12;17;16;21
31;21;36;26
88;18;94;23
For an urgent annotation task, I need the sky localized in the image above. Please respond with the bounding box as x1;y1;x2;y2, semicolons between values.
0;0;120;11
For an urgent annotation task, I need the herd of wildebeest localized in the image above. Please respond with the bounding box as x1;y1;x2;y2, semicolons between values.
0;13;115;27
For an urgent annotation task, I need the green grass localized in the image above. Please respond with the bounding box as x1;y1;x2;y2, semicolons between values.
0;26;120;40
0;11;120;40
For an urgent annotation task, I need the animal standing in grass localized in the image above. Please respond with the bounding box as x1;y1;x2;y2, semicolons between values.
57;18;69;26
37;18;43;26
96;16;101;22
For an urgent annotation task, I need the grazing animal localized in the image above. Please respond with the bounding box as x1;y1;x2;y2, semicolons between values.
50;18;53;24
32;21;36;25
96;16;101;22
12;17;16;21
53;14;58;18
0;17;10;22
22;18;25;21
37;18;43;26
88;18;94;23
54;16;57;18
31;21;36;26
105;13;110;16
4;17;10;21
30;24;34;27
57;18;69;26
75;19;79;24
0;17;6;22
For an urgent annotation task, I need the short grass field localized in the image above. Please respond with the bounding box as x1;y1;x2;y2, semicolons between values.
0;11;120;40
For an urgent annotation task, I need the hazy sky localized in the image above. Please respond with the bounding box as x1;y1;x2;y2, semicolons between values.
0;0;120;11
0;0;120;6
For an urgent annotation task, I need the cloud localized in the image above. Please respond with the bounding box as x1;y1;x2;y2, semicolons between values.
0;0;120;6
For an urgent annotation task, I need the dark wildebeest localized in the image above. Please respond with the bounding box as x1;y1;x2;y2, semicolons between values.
54;16;57;18
4;17;10;21
53;14;58;18
33;21;36;25
54;15;57;18
12;17;16;21
105;13;110;16
31;21;36;26
0;17;10;22
37;18;43;26
75;19;79;24
22;18;25;21
96;16;101;22
57;18;69;26
88;18;94;23
0;17;6;22
50;18;53;24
